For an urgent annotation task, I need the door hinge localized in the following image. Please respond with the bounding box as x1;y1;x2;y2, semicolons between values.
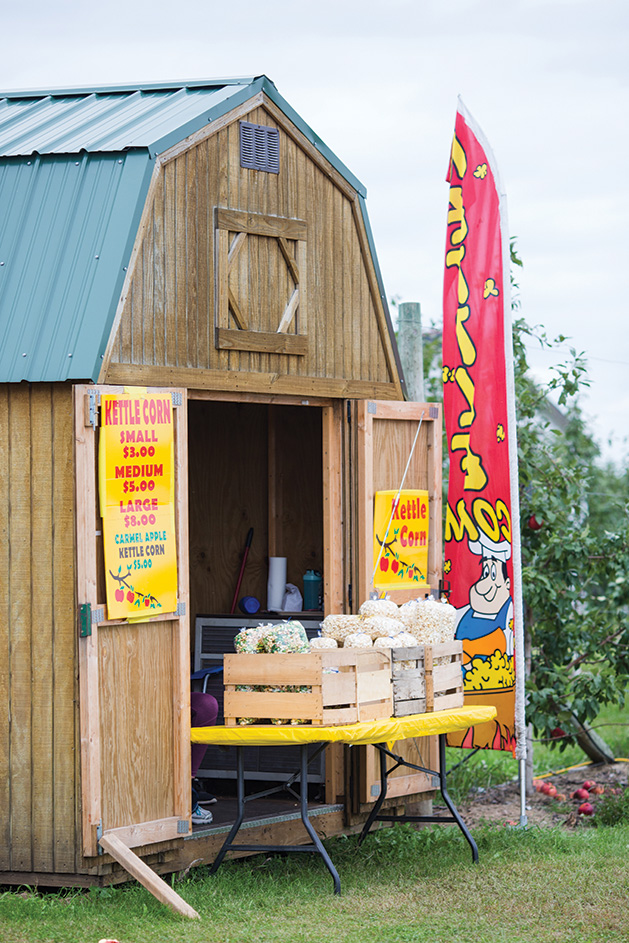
79;603;91;637
177;819;190;834
88;389;100;429
79;604;104;637
176;602;186;617
171;391;183;406
367;401;377;414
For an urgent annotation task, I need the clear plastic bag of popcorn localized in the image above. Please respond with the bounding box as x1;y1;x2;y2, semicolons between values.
320;613;365;644
363;614;405;640
398;598;456;645
344;632;374;648
359;598;399;620
309;635;339;650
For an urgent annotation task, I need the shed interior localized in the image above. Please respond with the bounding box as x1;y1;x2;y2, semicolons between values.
187;398;328;792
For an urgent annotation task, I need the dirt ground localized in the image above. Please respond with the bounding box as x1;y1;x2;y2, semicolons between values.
455;760;629;828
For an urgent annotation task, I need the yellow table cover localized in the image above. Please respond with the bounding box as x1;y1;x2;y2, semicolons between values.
191;705;497;747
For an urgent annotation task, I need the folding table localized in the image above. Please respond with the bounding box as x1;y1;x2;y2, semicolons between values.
191;704;497;893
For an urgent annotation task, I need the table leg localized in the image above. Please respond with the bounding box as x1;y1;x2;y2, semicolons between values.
357;734;479;863
435;733;478;863
358;744;388;846
297;744;341;895
208;743;341;893
208;745;247;876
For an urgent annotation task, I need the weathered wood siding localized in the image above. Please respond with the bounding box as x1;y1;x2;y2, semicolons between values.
0;382;79;875
104;99;402;399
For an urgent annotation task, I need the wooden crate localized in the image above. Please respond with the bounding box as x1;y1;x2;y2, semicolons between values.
392;641;464;716
223;649;393;726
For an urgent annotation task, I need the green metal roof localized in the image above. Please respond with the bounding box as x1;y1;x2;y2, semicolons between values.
0;76;387;386
0;150;151;382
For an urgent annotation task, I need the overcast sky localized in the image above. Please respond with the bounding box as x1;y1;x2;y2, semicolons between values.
2;0;627;463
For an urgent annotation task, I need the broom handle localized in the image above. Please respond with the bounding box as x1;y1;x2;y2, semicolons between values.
230;528;254;614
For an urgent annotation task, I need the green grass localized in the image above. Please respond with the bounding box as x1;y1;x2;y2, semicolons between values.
2;702;626;943
2;823;629;942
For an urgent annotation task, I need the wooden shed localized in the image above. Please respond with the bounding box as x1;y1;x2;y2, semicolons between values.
0;76;442;892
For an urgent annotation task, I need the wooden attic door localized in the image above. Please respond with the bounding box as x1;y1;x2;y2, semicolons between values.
354;399;442;808
74;385;190;859
215;208;308;356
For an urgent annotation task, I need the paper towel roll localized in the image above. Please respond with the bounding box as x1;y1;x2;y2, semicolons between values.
267;556;287;611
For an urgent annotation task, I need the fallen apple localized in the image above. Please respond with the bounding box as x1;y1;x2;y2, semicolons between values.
583;780;597;791
572;788;590;801
578;802;594;816
546;784;557;798
554;793;567;802
590;785;605;795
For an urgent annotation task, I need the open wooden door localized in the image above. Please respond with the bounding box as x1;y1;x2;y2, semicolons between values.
352;399;442;812
74;385;191;860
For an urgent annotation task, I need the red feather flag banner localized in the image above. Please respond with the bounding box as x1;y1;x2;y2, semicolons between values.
442;100;526;758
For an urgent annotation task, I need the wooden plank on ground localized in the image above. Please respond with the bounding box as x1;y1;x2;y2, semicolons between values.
99;833;199;919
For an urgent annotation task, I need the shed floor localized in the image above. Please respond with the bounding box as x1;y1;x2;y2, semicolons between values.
190;790;338;835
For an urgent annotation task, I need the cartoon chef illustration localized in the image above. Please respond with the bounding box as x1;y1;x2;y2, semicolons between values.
455;532;514;672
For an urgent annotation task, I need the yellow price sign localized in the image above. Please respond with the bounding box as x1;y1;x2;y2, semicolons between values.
373;490;429;590
99;389;178;619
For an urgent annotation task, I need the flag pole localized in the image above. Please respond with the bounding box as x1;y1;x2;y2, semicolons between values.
444;100;526;817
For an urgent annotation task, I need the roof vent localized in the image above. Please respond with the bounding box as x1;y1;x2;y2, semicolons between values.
240;121;280;174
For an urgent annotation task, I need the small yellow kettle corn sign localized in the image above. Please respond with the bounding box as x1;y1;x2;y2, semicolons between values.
373;490;429;590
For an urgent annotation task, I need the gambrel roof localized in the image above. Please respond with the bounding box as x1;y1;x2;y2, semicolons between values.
0;76;397;386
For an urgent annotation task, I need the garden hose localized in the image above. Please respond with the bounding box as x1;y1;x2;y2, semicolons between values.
536;758;629;779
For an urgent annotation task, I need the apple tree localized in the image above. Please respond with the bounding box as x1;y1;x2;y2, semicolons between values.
513;315;629;757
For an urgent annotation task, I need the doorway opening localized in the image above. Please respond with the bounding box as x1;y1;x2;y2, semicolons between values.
187;399;329;829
